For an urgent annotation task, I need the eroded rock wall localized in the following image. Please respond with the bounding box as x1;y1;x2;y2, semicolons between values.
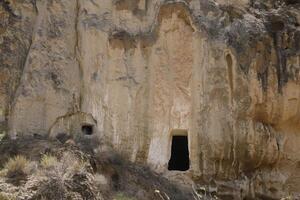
1;0;300;198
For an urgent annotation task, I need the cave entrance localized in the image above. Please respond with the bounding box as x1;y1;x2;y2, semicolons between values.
82;124;94;135
168;130;189;171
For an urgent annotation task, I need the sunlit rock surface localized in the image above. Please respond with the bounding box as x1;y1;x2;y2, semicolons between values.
0;0;299;198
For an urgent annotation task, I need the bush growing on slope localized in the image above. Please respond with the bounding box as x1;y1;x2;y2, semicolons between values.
4;155;29;179
40;154;58;169
0;193;16;200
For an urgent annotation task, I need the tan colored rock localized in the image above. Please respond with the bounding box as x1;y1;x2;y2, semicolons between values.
0;0;300;198
49;112;98;142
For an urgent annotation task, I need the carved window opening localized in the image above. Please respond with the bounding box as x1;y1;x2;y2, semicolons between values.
168;130;189;171
82;124;93;135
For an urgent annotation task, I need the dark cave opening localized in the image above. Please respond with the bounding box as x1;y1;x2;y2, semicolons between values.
168;135;190;171
82;125;94;135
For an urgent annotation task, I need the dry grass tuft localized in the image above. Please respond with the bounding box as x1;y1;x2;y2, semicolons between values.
4;155;30;178
40;154;58;169
113;193;136;200
72;159;87;173
0;193;16;200
32;152;96;200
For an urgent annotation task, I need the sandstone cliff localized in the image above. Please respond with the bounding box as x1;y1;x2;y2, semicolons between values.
0;0;300;199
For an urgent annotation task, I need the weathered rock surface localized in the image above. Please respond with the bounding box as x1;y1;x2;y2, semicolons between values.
0;0;300;199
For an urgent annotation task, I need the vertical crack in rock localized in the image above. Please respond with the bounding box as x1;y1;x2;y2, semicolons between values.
10;37;33;106
9;2;40;117
31;0;38;14
273;32;288;93
74;0;83;111
90;0;100;8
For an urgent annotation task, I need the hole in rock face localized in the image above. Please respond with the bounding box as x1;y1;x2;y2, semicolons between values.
168;135;190;171
82;125;93;135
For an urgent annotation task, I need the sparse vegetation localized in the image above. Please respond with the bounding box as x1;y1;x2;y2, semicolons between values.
0;193;15;200
0;138;203;200
32;152;97;200
40;154;58;169
72;159;87;173
0;168;6;177
0;133;5;142
113;193;136;200
4;155;30;178
281;196;294;200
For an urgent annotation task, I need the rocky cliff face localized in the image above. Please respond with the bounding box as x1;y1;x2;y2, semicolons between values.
0;0;300;199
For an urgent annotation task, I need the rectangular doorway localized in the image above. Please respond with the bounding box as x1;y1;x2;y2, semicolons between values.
168;135;190;171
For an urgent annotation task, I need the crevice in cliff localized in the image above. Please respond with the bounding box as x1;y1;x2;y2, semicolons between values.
11;39;33;103
257;65;269;92
226;53;234;95
8;1;42;117
261;9;300;93
31;0;38;14
74;0;83;111
272;32;288;93
89;0;100;8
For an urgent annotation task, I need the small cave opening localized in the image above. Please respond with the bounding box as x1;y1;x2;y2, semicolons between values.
168;135;190;171
81;124;94;135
